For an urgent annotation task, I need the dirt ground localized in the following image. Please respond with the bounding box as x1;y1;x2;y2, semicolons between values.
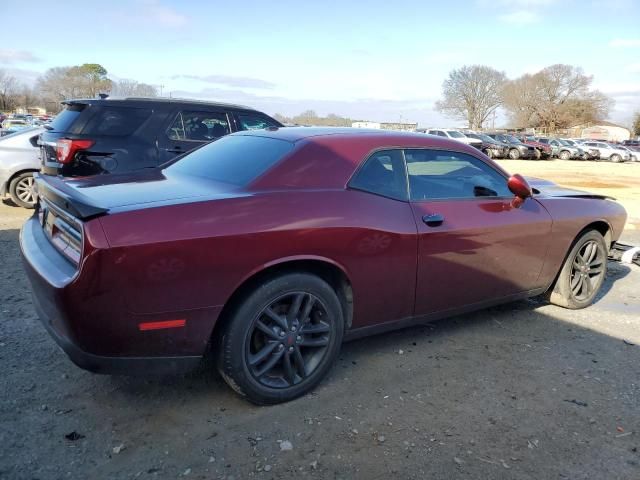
496;159;640;231
1;164;639;479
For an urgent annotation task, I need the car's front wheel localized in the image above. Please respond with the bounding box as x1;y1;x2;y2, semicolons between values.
610;154;622;163
548;230;607;309
508;148;520;159
559;150;571;160
218;273;344;404
9;172;37;209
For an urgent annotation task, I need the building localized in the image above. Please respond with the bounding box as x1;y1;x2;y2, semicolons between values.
351;121;418;132
565;122;631;142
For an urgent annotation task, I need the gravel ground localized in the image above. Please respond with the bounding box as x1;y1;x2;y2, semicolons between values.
1;185;639;479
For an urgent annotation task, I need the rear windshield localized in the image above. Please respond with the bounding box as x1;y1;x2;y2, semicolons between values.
48;104;151;136
166;135;293;186
48;104;86;132
83;106;151;136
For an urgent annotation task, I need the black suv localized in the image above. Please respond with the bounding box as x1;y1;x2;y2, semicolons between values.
485;133;537;160
40;97;283;177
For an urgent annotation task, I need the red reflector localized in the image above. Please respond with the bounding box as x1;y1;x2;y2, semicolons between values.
56;139;95;164
138;319;186;331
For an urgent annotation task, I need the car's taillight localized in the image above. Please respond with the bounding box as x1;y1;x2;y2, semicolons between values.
40;198;84;266
56;139;94;164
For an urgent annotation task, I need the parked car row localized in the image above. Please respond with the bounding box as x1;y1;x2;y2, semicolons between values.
421;127;638;163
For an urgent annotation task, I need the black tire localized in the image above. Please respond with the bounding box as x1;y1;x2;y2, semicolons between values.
508;148;520;160
534;148;541;160
485;149;493;159
548;230;607;309
9;172;37;209
559;150;571;160
218;273;344;405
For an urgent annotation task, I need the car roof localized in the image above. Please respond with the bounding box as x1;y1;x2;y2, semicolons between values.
233;126;449;143
63;96;259;112
241;127;509;191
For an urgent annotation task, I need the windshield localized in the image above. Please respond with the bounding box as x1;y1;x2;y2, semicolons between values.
474;133;496;143
166;135;294;186
558;139;571;146
446;131;465;138
504;135;521;144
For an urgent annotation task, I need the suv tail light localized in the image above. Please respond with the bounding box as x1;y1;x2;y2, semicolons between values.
56;139;94;164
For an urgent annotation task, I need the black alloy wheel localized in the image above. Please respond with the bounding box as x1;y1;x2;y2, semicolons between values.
246;292;332;388
218;273;344;404
547;230;608;309
568;240;606;302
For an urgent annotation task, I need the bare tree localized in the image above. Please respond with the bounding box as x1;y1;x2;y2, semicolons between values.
503;64;612;131
0;69;22;111
110;79;158;97
631;111;640;137
435;65;507;129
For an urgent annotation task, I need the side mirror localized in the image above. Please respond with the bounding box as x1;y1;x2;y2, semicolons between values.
507;174;532;208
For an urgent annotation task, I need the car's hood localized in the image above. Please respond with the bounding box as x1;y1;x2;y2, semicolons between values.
526;177;614;200
36;168;245;218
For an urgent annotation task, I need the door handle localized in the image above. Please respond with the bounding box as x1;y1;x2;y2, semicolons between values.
422;213;444;227
164;146;183;153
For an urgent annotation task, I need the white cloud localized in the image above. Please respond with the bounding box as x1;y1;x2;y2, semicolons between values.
117;0;188;28
0;49;41;64
499;10;540;24
609;38;640;48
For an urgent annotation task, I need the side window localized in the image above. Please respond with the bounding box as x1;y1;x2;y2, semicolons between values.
83;107;152;136
167;111;230;141
349;149;408;201
437;131;447;137
405;149;512;201
237;113;278;131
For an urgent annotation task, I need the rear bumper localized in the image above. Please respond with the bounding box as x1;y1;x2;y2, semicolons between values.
20;215;202;375
31;289;201;375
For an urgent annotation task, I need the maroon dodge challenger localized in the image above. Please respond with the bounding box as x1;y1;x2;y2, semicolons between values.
21;128;627;404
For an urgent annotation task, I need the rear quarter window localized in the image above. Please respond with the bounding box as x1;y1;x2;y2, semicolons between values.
166;135;293;186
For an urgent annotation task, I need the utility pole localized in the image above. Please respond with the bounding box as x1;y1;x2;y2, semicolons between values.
159;84;165;96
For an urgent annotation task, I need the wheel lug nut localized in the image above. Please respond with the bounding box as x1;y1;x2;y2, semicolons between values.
291;327;297;332
296;336;301;342
279;331;285;337
288;346;294;352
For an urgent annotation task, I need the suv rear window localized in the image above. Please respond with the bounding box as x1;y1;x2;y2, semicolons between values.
166;135;293;186
83;107;152;136
48;104;86;132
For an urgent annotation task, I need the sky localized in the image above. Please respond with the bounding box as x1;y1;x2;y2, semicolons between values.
1;0;640;127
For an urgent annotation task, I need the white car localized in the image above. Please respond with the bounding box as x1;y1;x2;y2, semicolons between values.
581;141;631;162
426;129;482;147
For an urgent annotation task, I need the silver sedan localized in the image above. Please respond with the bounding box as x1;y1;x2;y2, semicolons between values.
0;127;44;208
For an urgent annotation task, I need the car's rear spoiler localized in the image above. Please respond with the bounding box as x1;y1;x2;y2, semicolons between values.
34;173;108;219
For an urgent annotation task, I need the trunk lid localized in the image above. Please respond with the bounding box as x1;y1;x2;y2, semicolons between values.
34;168;244;219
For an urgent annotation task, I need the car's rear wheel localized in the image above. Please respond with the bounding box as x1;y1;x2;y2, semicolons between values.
559;150;571;160
508;148;520;159
218;273;344;404
610;154;621;163
534;148;541;160
485;149;494;159
9;172;37;209
548;230;607;309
